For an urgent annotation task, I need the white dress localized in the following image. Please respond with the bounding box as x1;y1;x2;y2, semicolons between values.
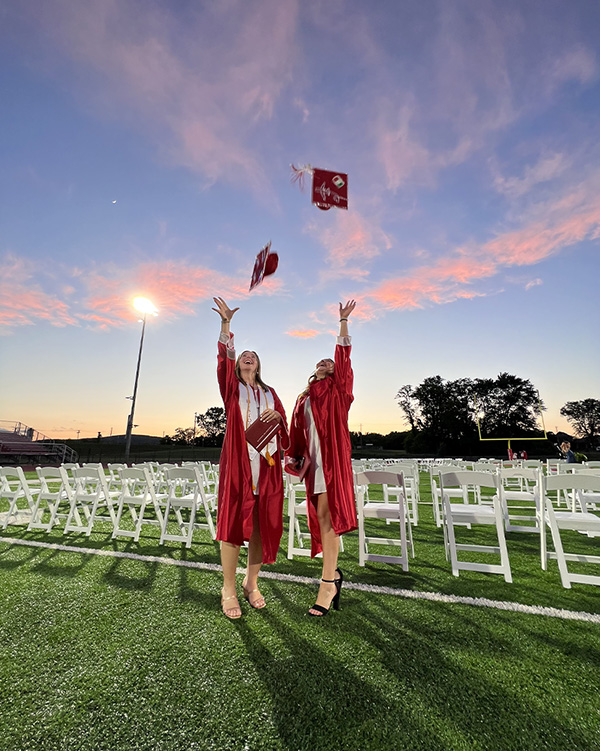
304;396;327;494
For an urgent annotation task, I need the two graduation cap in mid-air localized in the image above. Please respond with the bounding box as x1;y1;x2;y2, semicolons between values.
249;165;348;291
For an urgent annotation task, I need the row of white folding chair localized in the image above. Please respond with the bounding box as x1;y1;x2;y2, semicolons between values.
158;466;216;547
23;464;217;546
439;467;600;588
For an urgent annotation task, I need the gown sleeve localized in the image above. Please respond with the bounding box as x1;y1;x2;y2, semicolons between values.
333;335;354;412
217;331;238;405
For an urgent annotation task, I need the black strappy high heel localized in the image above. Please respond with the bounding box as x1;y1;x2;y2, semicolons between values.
308;568;344;617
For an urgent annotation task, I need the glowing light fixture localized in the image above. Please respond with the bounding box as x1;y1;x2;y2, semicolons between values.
133;296;158;315
124;298;158;460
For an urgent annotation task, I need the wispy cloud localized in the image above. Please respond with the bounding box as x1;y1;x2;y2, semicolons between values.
492;152;570;199
16;0;300;196
525;278;543;291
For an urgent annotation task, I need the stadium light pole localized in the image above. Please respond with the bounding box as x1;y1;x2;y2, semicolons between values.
124;297;158;462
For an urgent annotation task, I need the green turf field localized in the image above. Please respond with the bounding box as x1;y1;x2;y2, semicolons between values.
1;473;599;750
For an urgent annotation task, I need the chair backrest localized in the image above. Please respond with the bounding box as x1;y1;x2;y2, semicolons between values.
165;467;196;482
355;470;404;489
108;463;127;478
72;466;110;496
498;467;539;482
543;473;600;493
439;470;499;492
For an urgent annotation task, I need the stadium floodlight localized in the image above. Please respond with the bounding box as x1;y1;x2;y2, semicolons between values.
133;297;158;316
124;297;158;461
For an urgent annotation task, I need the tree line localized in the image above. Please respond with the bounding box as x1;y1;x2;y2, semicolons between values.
162;378;599;455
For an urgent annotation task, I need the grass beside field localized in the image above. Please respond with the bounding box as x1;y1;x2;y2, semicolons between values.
0;474;599;750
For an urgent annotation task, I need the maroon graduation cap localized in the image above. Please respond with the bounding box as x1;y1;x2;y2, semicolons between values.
249;241;279;291
291;164;348;211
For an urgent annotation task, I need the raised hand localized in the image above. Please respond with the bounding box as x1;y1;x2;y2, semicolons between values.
212;297;239;322
339;300;356;320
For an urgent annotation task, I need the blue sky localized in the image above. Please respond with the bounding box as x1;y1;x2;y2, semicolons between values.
1;0;598;441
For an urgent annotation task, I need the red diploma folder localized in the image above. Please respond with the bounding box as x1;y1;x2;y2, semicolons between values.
245;416;281;453
284;452;311;482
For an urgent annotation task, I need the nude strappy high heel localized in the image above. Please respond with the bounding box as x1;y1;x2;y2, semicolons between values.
221;589;242;619
242;583;266;609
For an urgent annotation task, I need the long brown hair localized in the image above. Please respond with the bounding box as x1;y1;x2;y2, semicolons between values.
235;350;271;392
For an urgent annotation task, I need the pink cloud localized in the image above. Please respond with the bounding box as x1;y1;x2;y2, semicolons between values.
362;186;600;314
308;209;392;282
0;254;285;333
286;329;320;339
0;254;77;331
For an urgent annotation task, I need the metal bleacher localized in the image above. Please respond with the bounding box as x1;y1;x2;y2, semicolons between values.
0;421;77;465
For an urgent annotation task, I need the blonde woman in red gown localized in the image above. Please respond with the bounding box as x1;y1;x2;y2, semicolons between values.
213;297;288;619
286;301;357;616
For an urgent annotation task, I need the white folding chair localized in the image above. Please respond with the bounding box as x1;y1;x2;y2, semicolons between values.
0;467;37;529
429;464;466;527
112;466;166;541
107;463;128;494
63;466;117;536
496;467;541;532
159;467;216;548
539;473;600;588
355;470;414;570
286;474;311;558
383;462;420;525
439;470;512;582
29;466;73;532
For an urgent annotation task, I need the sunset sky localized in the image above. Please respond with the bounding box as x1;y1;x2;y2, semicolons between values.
1;0;598;442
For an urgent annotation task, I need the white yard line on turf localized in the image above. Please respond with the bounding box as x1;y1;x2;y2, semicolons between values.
1;535;599;624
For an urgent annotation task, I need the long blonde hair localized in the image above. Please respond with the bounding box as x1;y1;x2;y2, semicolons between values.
235;350;271;392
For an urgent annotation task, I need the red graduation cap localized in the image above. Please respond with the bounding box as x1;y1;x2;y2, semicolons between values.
291;164;348;211
249;241;279;291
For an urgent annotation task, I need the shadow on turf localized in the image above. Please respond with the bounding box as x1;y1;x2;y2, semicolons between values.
231;585;597;750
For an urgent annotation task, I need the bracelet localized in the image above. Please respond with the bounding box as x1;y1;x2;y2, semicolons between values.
339;318;348;322
221;318;228;323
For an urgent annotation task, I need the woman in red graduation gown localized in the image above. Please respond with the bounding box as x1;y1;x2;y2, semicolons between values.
213;297;288;619
286;301;357;616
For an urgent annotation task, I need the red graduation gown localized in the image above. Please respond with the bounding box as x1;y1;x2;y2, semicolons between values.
286;339;357;557
216;333;288;564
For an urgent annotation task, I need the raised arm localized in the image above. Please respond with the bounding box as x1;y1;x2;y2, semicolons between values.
338;299;356;338
335;300;356;407
213;297;240;403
